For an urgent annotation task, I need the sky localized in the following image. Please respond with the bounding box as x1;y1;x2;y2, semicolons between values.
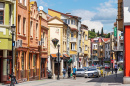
31;0;117;34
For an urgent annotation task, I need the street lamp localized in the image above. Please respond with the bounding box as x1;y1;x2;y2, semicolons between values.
10;24;16;86
57;44;60;80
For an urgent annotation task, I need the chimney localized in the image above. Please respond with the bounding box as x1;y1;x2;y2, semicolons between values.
66;13;71;15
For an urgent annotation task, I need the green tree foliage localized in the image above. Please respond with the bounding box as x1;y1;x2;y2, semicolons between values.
97;30;99;36
105;33;110;38
101;27;104;37
88;30;96;38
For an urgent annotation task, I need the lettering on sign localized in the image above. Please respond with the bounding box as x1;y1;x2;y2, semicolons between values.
55;29;59;34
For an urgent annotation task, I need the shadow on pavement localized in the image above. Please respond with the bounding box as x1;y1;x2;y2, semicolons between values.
87;72;123;83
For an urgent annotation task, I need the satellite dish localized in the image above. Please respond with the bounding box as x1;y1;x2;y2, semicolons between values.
39;6;43;10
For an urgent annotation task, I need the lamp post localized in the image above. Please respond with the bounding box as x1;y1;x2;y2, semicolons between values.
57;44;60;80
10;24;16;86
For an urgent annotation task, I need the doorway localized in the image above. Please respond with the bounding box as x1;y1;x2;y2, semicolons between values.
55;63;60;75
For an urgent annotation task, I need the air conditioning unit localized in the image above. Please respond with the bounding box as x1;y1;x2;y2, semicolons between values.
38;41;42;46
41;38;44;43
15;41;18;48
17;40;22;47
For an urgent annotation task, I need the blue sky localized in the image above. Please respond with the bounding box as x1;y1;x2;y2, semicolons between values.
32;0;117;33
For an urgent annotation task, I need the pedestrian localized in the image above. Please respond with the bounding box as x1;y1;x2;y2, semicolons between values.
63;67;66;79
68;66;71;78
72;66;77;80
114;63;118;77
10;72;18;84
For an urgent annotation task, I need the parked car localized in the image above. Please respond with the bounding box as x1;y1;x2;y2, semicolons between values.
84;68;99;78
83;67;89;71
47;70;52;78
76;68;85;77
105;65;110;69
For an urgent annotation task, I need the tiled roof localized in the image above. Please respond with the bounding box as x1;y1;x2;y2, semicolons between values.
71;28;79;32
51;54;62;58
102;38;110;42
48;8;81;19
63;54;70;58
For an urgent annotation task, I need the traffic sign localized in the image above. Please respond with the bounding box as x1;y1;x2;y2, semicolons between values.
111;60;114;63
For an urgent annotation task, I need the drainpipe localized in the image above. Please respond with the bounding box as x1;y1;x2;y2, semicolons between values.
27;0;30;81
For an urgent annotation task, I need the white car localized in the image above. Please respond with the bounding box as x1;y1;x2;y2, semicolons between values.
84;68;99;78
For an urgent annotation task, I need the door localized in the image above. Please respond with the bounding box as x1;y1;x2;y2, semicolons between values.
55;63;60;75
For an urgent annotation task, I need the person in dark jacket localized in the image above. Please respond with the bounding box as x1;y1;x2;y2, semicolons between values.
68;66;71;78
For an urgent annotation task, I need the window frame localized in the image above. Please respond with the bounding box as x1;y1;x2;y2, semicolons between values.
0;2;4;25
85;45;87;51
23;17;26;35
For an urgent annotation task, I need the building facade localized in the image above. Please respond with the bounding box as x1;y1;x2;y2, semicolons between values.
47;16;70;76
48;8;82;69
0;0;16;83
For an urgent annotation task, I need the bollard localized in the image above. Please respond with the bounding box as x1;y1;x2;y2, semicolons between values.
53;74;55;79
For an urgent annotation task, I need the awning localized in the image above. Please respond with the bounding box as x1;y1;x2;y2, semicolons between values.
50;54;62;58
68;58;72;63
63;54;70;58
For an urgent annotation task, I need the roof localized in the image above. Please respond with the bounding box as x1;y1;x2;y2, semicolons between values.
63;54;70;58
81;24;88;30
102;38;110;42
71;28;78;32
48;8;81;19
50;54;62;58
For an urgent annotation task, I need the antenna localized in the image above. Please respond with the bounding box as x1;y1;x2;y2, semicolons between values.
39;6;43;10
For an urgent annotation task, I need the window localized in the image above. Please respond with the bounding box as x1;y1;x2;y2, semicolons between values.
18;15;21;34
68;19;70;24
9;4;11;25
71;19;74;25
23;0;26;6
36;23;38;38
30;21;33;37
23;18;26;35
0;3;4;24
85;35;87;40
71;32;73;37
85;45;87;50
71;43;75;50
73;19;75;25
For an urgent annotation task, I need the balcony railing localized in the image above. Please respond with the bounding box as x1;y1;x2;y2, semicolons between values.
70;37;77;42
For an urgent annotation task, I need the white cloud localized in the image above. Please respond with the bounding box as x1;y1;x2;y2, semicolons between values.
71;0;117;33
82;20;103;32
71;9;96;20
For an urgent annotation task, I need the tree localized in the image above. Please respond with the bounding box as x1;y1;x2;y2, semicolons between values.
97;30;99;36
101;27;104;37
105;33;110;38
88;30;96;39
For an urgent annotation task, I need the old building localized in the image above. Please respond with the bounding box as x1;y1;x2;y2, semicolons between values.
0;0;16;83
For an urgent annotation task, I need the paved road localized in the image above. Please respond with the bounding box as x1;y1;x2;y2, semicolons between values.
1;71;130;86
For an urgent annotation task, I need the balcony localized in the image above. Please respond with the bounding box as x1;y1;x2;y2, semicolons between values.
93;53;97;56
119;36;123;43
113;46;123;51
93;58;99;61
70;37;77;42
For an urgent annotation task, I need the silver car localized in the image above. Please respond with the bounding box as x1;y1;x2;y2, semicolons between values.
84;68;99;78
76;68;85;77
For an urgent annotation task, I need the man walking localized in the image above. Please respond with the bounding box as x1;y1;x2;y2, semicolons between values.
114;63;118;77
68;66;71;78
72;66;77;80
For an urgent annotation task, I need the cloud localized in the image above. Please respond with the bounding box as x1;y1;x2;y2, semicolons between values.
71;9;96;20
71;0;117;33
82;20;103;32
30;0;48;7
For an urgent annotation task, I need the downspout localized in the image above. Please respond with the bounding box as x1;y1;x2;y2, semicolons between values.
27;0;30;81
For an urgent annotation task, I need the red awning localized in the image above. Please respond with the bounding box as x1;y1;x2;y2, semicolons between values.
50;54;62;58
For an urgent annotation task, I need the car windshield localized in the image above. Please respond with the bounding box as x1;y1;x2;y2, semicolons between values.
77;69;84;71
88;68;97;71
